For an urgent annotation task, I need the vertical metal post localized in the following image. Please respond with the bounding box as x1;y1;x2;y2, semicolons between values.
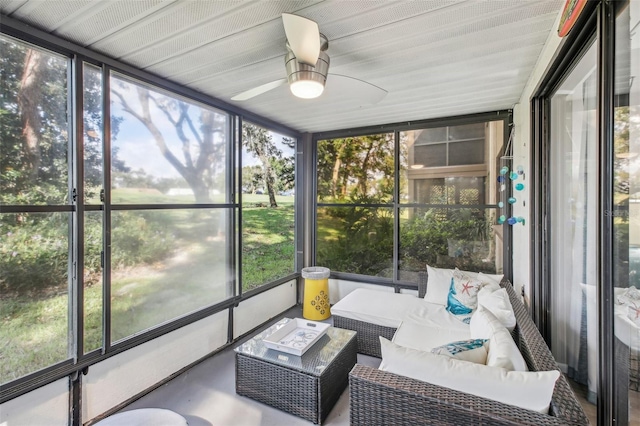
236;116;243;299
102;66;112;352
597;2;615;424
70;54;84;426
393;130;400;287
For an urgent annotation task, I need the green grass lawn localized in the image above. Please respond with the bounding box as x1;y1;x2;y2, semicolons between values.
1;192;295;383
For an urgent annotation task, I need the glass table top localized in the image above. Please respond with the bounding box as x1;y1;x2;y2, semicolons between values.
234;318;357;376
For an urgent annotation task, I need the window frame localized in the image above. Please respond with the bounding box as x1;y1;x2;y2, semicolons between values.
0;18;301;404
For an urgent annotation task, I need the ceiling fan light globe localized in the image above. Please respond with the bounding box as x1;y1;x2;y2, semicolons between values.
290;80;324;99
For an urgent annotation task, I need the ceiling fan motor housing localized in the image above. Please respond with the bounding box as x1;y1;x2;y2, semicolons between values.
285;49;330;87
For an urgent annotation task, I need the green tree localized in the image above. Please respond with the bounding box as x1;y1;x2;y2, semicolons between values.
242;124;285;207
317;134;394;202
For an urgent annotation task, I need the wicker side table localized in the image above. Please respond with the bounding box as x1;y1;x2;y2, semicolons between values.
235;318;357;424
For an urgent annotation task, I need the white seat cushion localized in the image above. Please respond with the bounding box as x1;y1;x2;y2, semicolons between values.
331;288;427;328
379;337;560;414
392;319;471;352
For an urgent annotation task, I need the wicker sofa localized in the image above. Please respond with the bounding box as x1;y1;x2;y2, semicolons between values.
334;275;590;425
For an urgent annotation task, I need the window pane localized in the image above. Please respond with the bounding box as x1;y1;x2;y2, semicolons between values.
448;122;485;140
448;139;484;165
0;212;71;383
316;207;393;276
417;127;447;143
84;64;103;204
110;209;231;342
241;123;295;291
413;144;447;168
84;211;102;353
317;134;394;203
110;73;229;204
400;121;503;204
0;36;69;205
412;177;485;205
399;207;500;280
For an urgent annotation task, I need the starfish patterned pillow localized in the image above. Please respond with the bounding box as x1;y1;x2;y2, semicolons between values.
446;268;484;324
616;287;640;326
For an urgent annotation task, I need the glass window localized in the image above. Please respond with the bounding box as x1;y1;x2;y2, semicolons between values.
110;73;228;205
317;123;504;283
0;37;69;206
83;63;104;353
317;134;394;203
108;73;232;342
0;35;72;385
241;122;296;291
613;1;639;422
399;207;499;276
84;64;103;205
110;209;230;341
316;207;394;277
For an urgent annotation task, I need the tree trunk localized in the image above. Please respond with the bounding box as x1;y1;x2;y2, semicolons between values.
262;162;278;207
18;49;46;181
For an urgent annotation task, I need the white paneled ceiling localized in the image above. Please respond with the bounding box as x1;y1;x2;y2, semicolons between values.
0;0;563;133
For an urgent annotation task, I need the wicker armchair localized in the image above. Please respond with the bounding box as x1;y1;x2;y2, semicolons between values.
347;277;590;425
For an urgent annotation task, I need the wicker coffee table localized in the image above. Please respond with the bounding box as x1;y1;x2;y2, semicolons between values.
235;318;357;424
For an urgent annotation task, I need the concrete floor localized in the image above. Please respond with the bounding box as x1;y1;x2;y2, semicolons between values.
114;306;640;426
118;307;380;426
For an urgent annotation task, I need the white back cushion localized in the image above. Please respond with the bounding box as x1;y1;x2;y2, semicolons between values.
379;337;560;414
477;287;516;332
470;307;528;371
424;265;454;305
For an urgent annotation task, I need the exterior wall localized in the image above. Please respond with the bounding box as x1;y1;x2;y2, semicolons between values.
83;310;229;421
0;378;68;426
233;280;297;338
512;9;564;302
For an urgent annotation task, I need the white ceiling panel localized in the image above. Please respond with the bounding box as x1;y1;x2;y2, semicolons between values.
0;0;564;133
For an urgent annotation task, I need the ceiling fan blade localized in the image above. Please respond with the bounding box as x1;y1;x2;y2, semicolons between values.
328;74;388;104
230;79;287;101
282;13;320;66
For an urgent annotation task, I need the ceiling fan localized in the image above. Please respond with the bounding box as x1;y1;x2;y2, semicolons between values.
231;13;387;104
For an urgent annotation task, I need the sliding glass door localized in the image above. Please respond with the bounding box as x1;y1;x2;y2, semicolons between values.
549;40;598;408
613;1;640;423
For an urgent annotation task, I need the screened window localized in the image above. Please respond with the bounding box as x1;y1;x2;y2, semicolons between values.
316;119;505;283
0;35;72;383
108;73;232;341
241;122;296;291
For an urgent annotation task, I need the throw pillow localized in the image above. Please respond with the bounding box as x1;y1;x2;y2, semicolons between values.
477;286;516;331
431;338;489;364
478;272;505;287
379;337;560;414
446;268;483;324
470;307;528;371
424;265;454;306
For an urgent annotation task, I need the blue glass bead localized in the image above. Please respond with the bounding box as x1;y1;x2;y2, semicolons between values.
497;176;505;183
515;183;525;191
508;197;516;204
507;217;517;225
509;171;518;180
